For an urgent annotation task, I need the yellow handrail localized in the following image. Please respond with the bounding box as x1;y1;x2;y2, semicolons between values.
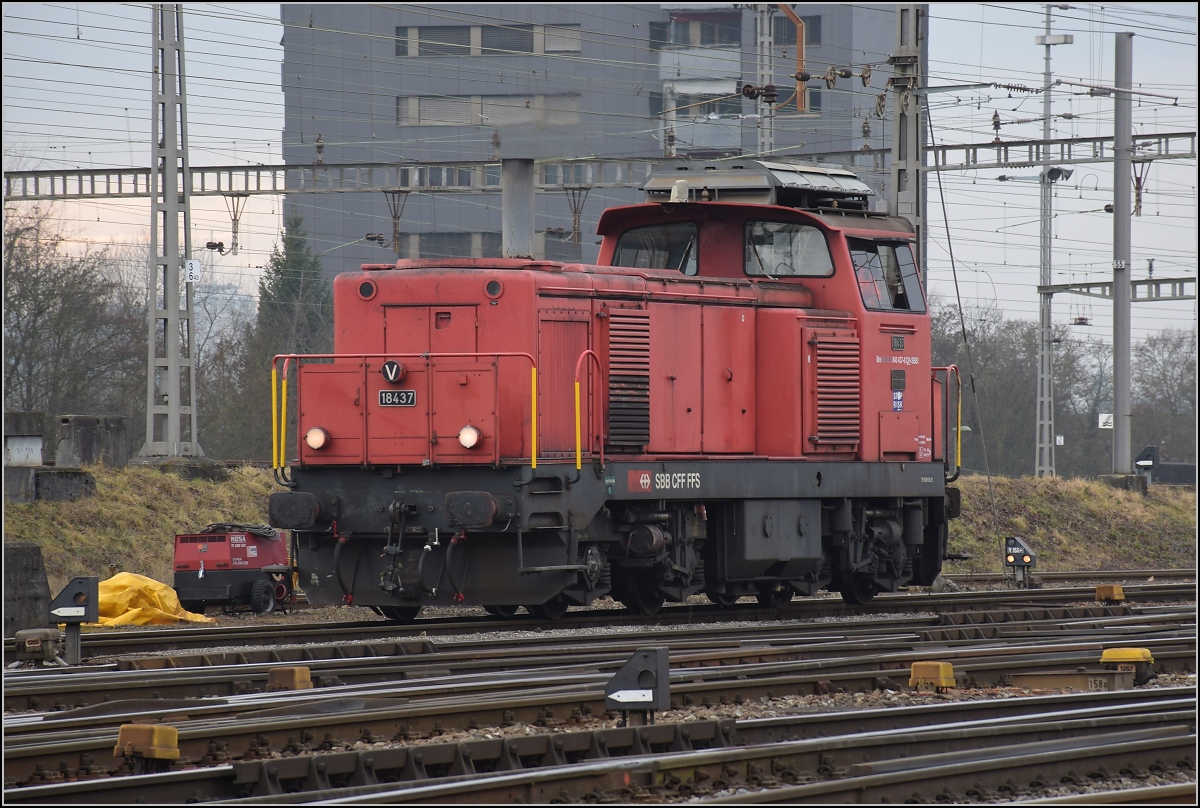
279;370;289;468
270;364;279;470
932;365;962;481
572;349;604;470
574;380;581;470
953;367;963;470
531;366;538;469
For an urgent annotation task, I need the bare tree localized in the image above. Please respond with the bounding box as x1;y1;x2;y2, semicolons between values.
3;205;145;438
1133;327;1197;463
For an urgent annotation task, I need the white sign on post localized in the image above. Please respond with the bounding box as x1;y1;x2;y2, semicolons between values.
1098;413;1114;429
185;259;202;283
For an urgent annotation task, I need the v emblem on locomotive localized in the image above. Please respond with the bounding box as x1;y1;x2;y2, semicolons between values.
268;160;962;621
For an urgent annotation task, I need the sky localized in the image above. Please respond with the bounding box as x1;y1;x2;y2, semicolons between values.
2;3;1196;350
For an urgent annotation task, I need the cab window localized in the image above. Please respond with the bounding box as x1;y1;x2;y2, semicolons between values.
612;222;698;275
850;240;925;312
744;221;833;277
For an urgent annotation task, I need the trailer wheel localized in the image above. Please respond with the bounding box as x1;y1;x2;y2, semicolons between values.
250;579;277;614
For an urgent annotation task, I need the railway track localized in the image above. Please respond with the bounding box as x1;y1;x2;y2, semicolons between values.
5;689;1194;804
944;568;1194;585
3;601;1194;792
3;574;1194;802
4;602;1195;712
5;581;1193;667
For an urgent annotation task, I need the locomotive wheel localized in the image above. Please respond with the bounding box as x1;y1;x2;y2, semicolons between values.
839;575;878;605
707;590;741;607
377;604;422;622
528;595;570;621
756;583;795;609
250;579;276;615
483;605;520;618
623;573;665;617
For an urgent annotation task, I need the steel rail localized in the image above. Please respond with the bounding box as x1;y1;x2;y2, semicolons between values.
3;629;1194;784
7;631;1193;732
5;582;1192;666
1022;782;1198;803
5;604;1192;711
4;690;1193;803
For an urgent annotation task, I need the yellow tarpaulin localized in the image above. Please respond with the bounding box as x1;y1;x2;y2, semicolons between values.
93;572;214;625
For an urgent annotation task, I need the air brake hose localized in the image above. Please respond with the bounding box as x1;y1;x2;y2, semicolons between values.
416;544;433;594
446;530;469;603
332;523;357;604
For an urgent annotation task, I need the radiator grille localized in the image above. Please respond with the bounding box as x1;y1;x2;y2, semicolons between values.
813;335;861;447
607;311;651;448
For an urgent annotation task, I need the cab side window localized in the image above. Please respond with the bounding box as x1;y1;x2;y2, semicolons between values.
613;222;698;275
850;240;925;312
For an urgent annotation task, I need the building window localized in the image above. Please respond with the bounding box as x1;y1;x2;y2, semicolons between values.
808;89;822;112
650;93;739;120
397;24;582;57
399;95;580;127
545;24;582;52
483;94;580;126
545;163;587;185
649;21;669;51
678;93;740;117
481;232;503;257
421;232;473;259
803;16;822;45
482;24;533;54
670;21;690;46
418;26;471;56
485;164;501;185
774;15;821;47
700;20;739;46
417;96;476;125
412;166;473;188
654;13;740;48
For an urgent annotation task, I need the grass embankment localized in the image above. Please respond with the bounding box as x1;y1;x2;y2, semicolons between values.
949;474;1196;574
3;466;1195;594
5;465;277;593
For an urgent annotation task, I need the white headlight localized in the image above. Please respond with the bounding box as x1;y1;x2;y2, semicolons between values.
458;425;481;449
305;427;329;450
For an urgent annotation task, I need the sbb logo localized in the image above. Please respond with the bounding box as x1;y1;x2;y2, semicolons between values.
629;471;653;491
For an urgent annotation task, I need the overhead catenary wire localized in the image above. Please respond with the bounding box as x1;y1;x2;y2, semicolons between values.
7;3;1190;333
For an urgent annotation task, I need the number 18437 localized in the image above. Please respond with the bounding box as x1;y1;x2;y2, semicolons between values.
379;390;416;407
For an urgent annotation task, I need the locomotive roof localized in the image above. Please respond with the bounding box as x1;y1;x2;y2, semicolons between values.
644;159;876;211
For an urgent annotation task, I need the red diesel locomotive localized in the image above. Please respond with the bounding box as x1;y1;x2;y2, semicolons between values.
268;160;962;620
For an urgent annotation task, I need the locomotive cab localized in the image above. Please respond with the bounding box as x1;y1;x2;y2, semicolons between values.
268;159;961;621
